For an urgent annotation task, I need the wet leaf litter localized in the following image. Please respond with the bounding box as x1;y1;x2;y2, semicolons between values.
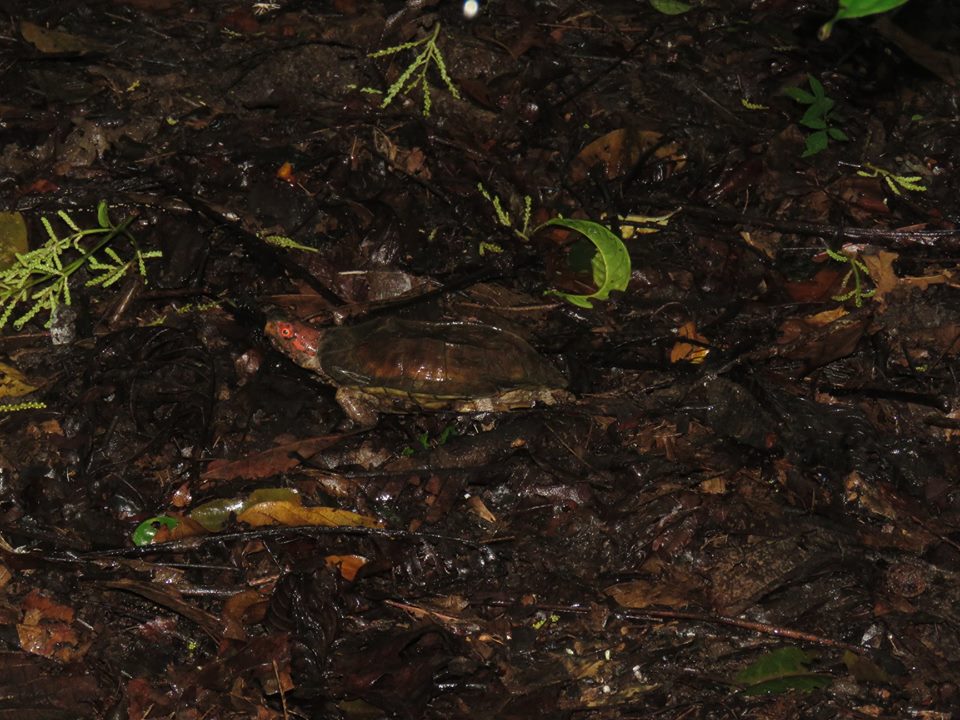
1;1;959;718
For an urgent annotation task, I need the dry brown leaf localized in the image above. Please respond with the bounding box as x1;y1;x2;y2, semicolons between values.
17;622;84;662
802;306;848;328
17;591;85;662
221;589;267;640
20;21;107;54
202;434;346;481
22;590;74;623
604;577;693;610
784;267;845;303
466;495;497;523
670;321;709;364
901;268;956;292
325;554;368;581
860;250;900;300
569;128;685;184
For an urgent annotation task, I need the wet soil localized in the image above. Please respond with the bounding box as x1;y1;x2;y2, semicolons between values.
1;1;960;718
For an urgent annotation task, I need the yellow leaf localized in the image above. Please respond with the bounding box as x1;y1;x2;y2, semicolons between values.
802;307;848;327
237;501;384;529
0;361;39;400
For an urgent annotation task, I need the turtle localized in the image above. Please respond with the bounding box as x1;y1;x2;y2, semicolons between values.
265;314;572;426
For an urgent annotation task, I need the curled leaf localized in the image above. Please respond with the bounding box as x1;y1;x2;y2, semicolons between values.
542;218;631;309
819;0;909;40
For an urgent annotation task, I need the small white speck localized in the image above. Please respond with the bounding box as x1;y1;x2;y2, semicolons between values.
463;0;479;19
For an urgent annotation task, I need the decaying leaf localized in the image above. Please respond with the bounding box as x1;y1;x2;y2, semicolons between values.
0;212;28;270
0;361;40;399
670;321;710;364
20;21;107;54
569;128;686;184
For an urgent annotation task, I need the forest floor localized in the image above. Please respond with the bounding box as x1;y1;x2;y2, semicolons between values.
1;1;960;718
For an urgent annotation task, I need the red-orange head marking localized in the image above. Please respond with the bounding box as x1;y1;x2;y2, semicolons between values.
265;317;322;368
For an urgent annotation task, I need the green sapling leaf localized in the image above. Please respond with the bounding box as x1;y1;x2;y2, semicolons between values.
828;127;849;141
803;131;829;157
800;111;827;129
783;87;815;104
541;218;631;309
807;75;826;98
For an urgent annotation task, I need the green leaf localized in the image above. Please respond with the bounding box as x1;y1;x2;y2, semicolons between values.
650;0;692;14
736;647;810;685
827;127;849;141
807;75;826;99
819;0;909;39
812;97;834;114
834;0;909;21
784;87;815;104
96;200;111;228
802;130;829;157
735;647;831;696
0;205;157;330
541;218;631;309
800;111;828;129
132;515;179;546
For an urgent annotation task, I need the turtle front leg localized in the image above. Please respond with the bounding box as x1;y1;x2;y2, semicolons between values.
335;387;380;428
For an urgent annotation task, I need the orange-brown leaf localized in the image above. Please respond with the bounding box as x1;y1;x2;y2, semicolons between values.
237;500;384;529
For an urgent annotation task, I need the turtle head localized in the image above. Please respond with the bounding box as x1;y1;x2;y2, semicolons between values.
265;315;324;371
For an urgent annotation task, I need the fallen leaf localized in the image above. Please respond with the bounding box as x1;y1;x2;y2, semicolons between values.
22;589;74;623
237;500;384;529
860;249;900;300
0;361;39;399
202;434;346;481
670;321;710;364
901;269;956;291
570;128;685;183
325;554;368;581
20;21;106;54
0;211;28;270
604;576;695;609
466;495;496;523
221;589;267;640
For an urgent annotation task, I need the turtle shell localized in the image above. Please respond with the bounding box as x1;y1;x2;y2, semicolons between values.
316;316;567;398
266;315;567;394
